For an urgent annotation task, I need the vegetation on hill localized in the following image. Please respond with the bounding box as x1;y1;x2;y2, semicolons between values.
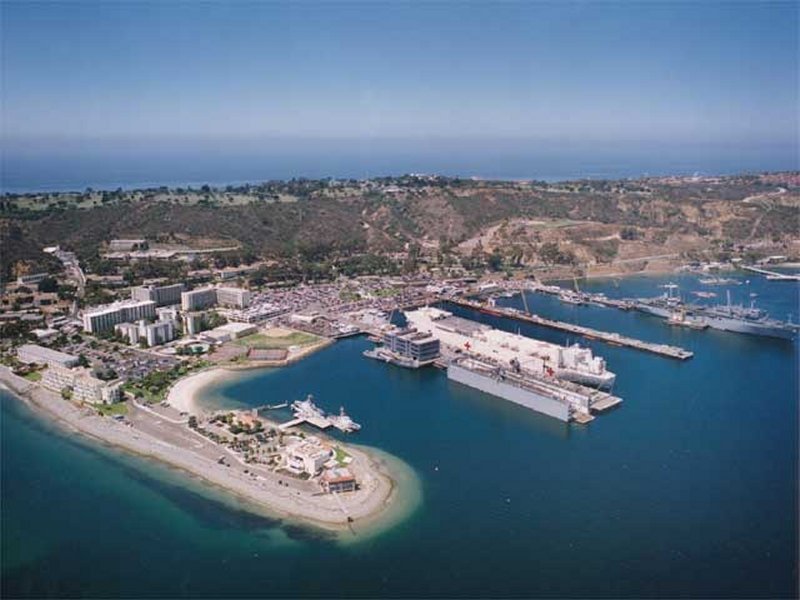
2;173;798;280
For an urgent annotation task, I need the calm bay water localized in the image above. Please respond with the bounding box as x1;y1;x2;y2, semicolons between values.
2;273;798;598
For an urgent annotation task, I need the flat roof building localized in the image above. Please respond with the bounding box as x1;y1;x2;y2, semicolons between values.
288;442;332;476
131;283;185;307
42;364;122;405
382;328;440;364
320;467;357;494
216;286;252;308
109;239;148;252
83;300;156;334
17;344;79;369
181;287;217;311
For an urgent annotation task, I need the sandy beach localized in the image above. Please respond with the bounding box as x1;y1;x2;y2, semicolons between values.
166;368;233;416
0;367;413;536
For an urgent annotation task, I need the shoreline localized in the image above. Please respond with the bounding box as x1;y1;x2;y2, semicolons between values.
166;338;334;416
0;367;417;538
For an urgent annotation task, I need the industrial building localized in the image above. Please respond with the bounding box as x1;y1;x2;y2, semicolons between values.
17;344;79;369
82;300;156;334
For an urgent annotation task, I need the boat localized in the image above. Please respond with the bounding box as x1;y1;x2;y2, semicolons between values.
291;394;326;420
447;356;621;423
328;407;361;433
363;347;428;368
689;291;798;340
405;306;616;389
699;277;740;285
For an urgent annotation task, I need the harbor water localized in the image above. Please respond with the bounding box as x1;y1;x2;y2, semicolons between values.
2;273;797;597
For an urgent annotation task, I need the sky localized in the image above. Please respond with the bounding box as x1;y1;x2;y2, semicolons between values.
0;2;797;188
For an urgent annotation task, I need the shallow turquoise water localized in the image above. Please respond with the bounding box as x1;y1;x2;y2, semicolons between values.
2;274;797;597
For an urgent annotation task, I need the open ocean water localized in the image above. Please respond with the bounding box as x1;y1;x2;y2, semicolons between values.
2;273;798;598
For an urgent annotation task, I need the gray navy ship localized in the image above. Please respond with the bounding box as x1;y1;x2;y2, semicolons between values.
635;287;798;340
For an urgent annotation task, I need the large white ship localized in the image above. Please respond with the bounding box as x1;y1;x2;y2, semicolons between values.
404;307;616;389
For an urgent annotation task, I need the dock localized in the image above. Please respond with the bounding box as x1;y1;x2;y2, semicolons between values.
741;265;800;281
447;298;694;360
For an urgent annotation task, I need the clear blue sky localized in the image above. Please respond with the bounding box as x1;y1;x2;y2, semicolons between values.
1;1;797;146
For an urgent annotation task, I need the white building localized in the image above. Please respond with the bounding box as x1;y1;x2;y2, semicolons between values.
16;272;49;285
143;319;176;346
17;344;79;368
109;239;147;252
287;442;332;476
83;300;157;334
131;283;185;306
115;322;141;345
183;312;205;335
181;287;217;311
216;286;252;308
42;364;122;404
116;319;176;347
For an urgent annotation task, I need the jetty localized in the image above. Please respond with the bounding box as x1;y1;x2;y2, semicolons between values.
741;265;800;281
447;298;694;360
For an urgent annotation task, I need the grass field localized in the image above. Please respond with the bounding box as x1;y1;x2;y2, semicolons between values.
233;330;321;350
23;371;42;382
95;402;129;417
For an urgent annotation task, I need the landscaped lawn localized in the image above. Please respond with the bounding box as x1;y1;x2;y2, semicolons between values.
233;331;321;350
95;402;129;417
23;371;42;382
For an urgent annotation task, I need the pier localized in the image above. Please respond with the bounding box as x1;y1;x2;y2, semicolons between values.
741;265;800;281
446;298;694;360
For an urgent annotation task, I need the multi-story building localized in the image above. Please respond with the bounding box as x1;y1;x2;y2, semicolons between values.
182;312;205;335
287;442;332;476
16;272;49;285
115;322;141;345
83;300;157;333
181;287;217;311
42;364;122;405
17;344;79;369
116;319;176;347
215;286;252;308
382;328;441;364
131;283;185;307
142;319;176;346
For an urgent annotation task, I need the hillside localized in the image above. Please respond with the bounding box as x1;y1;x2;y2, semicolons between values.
2;173;799;280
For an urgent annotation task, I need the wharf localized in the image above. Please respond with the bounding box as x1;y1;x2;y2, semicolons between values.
447;298;694;360
741;265;800;281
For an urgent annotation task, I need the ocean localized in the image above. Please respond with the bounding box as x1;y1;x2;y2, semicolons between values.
2;138;797;193
2;273;797;597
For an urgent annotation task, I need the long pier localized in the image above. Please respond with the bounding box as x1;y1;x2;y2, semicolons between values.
741;265;800;281
447;298;694;360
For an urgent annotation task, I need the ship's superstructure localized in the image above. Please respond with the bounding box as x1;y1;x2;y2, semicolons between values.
404;307;616;389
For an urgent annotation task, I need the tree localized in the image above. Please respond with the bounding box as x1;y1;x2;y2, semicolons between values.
188;415;198;429
37;277;58;293
77;354;90;368
487;251;503;271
